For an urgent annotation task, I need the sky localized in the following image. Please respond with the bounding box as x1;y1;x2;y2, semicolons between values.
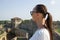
0;0;60;21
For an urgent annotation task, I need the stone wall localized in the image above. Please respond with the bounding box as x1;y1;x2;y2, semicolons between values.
53;31;60;40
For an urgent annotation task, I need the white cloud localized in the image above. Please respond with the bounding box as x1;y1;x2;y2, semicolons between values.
50;0;56;5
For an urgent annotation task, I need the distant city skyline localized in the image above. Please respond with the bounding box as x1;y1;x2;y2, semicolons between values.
0;0;60;21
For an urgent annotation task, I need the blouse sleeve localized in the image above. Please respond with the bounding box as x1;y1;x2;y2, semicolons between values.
29;29;50;40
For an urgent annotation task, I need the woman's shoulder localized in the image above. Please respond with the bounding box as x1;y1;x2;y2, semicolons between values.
37;28;49;35
29;28;50;40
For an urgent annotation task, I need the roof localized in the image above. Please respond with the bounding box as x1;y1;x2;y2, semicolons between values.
11;17;22;20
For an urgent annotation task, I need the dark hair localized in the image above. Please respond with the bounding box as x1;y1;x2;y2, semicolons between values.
33;4;53;40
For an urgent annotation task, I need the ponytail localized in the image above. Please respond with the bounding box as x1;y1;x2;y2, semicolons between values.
45;12;53;40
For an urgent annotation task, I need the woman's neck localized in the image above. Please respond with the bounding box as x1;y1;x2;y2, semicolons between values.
36;20;44;29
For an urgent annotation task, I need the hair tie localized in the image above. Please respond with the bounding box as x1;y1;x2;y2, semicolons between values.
45;14;48;20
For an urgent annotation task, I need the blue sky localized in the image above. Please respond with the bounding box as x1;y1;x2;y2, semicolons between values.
0;0;60;21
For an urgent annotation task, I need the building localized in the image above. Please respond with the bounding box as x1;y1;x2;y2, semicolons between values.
10;17;29;40
15;29;29;40
0;31;7;40
0;24;3;29
11;17;23;28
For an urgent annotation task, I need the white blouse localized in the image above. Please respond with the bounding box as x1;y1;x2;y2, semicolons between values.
29;28;50;40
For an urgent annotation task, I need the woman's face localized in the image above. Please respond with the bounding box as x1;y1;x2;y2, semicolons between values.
31;12;44;22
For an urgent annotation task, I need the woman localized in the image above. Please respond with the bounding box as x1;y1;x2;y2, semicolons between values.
29;4;53;40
